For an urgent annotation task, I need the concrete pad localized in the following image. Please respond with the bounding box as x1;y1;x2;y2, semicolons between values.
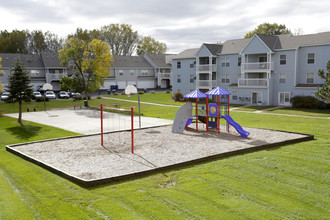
5;109;173;135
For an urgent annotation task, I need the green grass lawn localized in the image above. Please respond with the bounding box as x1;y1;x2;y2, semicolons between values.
269;107;330;117
0;95;329;219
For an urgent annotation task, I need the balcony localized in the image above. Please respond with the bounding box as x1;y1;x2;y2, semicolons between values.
30;72;46;78
157;72;171;79
197;64;216;72
47;73;66;82
196;80;217;88
241;62;274;72
238;78;268;88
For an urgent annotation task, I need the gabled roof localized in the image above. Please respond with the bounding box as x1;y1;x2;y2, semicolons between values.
220;38;250;54
112;55;153;68
41;52;63;68
172;48;199;60
256;34;280;51
203;44;223;55
0;53;44;68
144;54;171;68
275;32;330;49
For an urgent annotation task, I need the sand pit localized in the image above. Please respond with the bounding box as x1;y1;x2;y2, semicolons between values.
6;124;313;187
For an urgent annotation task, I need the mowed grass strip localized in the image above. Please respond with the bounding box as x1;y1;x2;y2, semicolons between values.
0;98;329;218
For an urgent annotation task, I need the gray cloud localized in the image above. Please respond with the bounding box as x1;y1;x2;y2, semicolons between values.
0;0;329;53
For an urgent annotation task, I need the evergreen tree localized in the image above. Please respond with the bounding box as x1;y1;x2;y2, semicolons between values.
6;59;33;125
315;60;330;104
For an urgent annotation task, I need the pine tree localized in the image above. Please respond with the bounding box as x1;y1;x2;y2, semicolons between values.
7;59;33;125
315;60;330;104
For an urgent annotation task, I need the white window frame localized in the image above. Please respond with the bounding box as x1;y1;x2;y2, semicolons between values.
278;92;290;105
232;91;238;100
220;74;230;83
177;61;181;69
279;73;286;84
190;75;194;83
251;91;262;105
177;74;181;83
307;53;315;64
221;58;230;67
280;55;286;65
307;72;314;84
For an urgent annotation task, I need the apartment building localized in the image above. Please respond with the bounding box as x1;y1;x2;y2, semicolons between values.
172;32;330;106
0;52;67;91
0;53;173;92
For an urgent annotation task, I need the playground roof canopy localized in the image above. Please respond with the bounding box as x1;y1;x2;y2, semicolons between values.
184;90;207;99
205;87;232;96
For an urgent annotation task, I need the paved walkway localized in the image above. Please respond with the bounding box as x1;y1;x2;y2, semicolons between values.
5;109;173;135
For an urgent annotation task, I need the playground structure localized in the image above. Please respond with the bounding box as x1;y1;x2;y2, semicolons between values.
100;104;135;153
172;87;250;138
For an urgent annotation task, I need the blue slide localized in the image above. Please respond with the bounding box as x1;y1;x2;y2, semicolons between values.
221;115;250;138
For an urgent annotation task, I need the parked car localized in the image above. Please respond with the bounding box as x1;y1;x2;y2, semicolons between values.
1;92;11;101
45;91;56;99
58;91;70;99
32;91;42;99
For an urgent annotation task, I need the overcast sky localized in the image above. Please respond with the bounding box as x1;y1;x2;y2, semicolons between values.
0;0;329;53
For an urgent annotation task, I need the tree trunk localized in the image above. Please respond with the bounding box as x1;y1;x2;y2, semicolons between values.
18;100;23;125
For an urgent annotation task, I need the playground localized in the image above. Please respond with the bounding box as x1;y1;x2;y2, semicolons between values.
7;122;312;186
5;87;315;187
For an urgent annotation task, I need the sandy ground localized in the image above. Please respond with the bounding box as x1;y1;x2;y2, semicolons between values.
9;123;308;182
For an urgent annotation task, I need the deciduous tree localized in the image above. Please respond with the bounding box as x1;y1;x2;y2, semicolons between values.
244;23;291;38
100;24;139;56
315;60;330;104
59;37;113;105
6;59;33;125
136;36;167;55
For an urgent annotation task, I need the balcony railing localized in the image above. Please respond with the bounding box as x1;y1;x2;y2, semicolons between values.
158;72;172;78
30;73;46;78
241;62;274;72
196;80;217;87
47;73;66;81
197;64;216;72
238;78;268;87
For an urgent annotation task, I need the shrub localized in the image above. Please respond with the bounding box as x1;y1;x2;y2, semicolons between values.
138;91;144;95
114;93;118;96
96;96;101;99
290;96;320;109
173;92;183;102
121;92;125;95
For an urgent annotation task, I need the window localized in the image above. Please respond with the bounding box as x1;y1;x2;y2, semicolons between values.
31;70;39;74
307;53;315;64
279;73;286;84
237;57;242;66
177;61;181;69
237;74;242;79
119;70;123;76
130;70;135;75
177;75;181;83
190;63;194;68
190;75;195;83
307;73;314;83
141;70;148;76
221;74;230;83
280;55;286;65
221;58;230;67
232;91;238;100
